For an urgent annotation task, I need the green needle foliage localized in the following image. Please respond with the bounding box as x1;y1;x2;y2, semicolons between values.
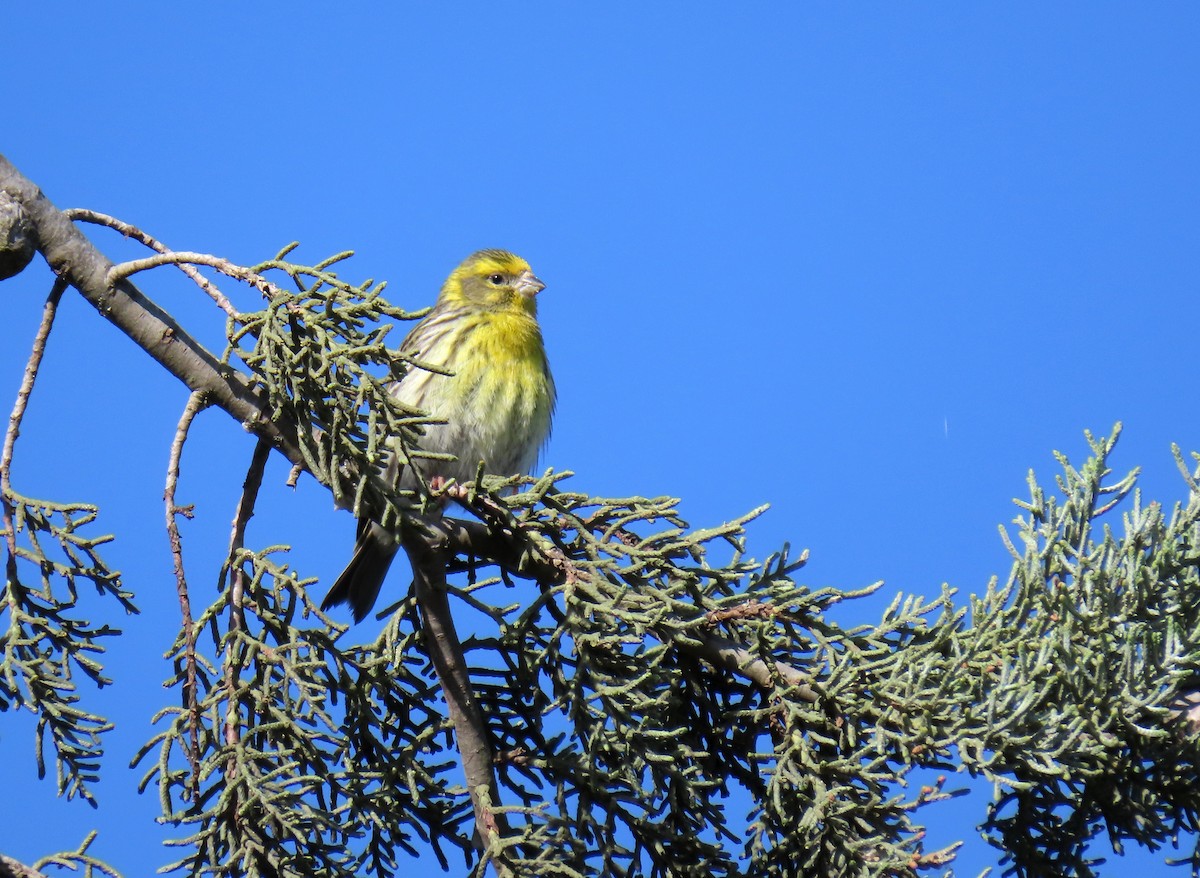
968;436;1200;875
0;489;136;806
4;233;1200;878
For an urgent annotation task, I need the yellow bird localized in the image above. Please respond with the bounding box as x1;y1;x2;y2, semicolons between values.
322;250;555;621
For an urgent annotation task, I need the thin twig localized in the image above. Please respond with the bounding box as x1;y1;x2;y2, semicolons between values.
106;251;283;304
164;390;209;798
1;279;66;498
65;208;242;319
2;279;67;583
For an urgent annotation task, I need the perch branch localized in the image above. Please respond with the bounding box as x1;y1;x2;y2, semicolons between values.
404;531;513;878
426;512;821;702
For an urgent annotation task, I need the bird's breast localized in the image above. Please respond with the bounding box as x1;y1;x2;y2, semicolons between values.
405;309;554;482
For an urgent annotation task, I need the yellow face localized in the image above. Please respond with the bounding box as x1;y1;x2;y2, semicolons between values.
441;249;545;313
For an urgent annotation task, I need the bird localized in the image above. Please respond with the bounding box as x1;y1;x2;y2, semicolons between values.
321;249;555;622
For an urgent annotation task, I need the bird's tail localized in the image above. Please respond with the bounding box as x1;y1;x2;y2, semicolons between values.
321;520;399;623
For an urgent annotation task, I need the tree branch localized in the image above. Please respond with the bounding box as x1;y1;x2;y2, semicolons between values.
0;190;35;281
0;854;43;878
0;153;306;471
404;531;513;878
426;508;821;701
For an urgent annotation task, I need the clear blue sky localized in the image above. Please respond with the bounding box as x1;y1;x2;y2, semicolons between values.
3;5;1199;875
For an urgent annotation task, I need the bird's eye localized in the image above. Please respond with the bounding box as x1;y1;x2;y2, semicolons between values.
488;273;504;285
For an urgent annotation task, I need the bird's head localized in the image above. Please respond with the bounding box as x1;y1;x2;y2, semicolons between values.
440;249;545;314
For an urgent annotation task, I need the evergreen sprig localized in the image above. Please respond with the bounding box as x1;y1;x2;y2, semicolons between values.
966;429;1200;877
0;488;135;807
230;245;443;520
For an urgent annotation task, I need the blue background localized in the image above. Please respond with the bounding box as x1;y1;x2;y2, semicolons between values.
3;5;1199;875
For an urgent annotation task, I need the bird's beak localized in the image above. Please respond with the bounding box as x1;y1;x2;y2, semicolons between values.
517;269;546;297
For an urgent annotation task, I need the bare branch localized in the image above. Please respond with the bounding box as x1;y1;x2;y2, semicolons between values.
2;279;66;578
229;438;272;566
106;250;284;307
65;208;242;319
164;390;209;799
2;279;65;498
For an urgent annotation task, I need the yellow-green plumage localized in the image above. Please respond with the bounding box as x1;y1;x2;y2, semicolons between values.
322;250;555;621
